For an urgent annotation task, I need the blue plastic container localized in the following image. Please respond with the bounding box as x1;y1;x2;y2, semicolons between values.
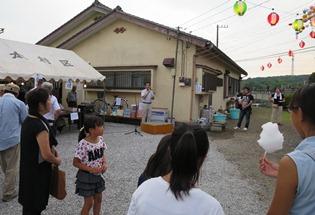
213;113;227;123
229;108;240;120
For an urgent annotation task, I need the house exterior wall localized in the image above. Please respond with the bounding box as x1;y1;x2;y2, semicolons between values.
47;17;242;121
49;12;104;48
69;19;197;122
195;55;241;112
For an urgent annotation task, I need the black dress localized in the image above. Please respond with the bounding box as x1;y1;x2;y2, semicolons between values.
18;115;52;212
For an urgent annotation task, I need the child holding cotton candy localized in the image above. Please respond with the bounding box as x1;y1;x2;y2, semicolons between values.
259;84;315;215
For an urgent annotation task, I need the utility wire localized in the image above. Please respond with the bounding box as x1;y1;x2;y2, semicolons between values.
235;46;315;62
229;35;308;57
183;4;232;29
191;0;271;32
219;0;314;44
180;0;231;27
246;0;291;14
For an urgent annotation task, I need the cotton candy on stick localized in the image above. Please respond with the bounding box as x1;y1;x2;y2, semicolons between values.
258;122;284;157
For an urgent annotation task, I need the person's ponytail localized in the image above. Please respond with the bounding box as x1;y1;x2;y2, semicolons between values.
169;131;198;200
78;127;87;142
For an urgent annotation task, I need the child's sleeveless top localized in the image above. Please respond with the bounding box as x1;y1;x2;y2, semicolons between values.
287;136;315;215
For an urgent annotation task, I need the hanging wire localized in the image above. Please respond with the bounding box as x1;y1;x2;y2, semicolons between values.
183;4;232;29
235;45;315;62
190;0;271;32
180;0;231;27
218;0;314;45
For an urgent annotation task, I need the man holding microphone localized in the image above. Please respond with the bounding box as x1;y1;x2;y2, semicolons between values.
140;82;154;123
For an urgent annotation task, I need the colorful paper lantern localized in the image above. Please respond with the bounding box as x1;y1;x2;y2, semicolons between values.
234;0;247;16
288;50;294;57
277;57;283;64
292;19;304;32
299;40;305;48
267;63;272;68
261;65;265;71
267;10;280;26
310;31;315;38
302;14;308;22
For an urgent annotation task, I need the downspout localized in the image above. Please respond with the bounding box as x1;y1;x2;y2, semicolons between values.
189;54;197;121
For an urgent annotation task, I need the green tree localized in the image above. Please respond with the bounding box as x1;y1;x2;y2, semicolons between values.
309;72;315;84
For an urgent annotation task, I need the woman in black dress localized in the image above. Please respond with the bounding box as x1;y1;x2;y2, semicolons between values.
19;88;61;215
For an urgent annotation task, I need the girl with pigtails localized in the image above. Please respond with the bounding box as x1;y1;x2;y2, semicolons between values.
73;116;108;215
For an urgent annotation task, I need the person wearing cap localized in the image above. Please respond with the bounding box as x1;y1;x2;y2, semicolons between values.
0;83;27;202
41;82;61;137
0;84;5;97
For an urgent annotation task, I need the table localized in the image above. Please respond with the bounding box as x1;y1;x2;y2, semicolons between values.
98;114;141;126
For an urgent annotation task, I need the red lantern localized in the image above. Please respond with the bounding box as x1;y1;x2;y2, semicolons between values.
277;57;283;64
261;65;265;71
267;10;280;26
288;50;294;57
310;31;315;39
299;40;305;48
267;63;272;68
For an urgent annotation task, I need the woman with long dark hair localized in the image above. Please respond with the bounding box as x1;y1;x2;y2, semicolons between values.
19;88;61;215
137;135;171;187
128;124;224;214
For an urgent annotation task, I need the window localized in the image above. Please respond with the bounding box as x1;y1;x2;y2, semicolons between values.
202;72;222;92
101;71;151;90
224;76;240;97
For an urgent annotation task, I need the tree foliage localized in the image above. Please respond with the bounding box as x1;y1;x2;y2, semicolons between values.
241;75;309;91
309;72;315;84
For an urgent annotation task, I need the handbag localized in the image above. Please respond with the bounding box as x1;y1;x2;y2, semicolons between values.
50;165;67;200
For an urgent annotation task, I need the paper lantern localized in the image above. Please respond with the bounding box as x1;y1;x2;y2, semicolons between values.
261;65;265;71
234;0;247;16
310;17;315;27
277;57;283;64
310;31;315;38
267;63;272;68
267;10;280;26
288;50;294;57
302;14;308;22
299;40;305;48
292;19;304;32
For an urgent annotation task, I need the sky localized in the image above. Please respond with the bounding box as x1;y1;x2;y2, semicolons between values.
1;0;314;78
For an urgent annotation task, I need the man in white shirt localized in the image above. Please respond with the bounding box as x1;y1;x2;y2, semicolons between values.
140;82;155;123
42;82;61;135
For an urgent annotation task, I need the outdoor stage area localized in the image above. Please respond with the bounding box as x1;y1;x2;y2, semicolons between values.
0;108;300;214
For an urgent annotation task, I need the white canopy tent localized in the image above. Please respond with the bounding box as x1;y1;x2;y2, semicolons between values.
0;38;105;82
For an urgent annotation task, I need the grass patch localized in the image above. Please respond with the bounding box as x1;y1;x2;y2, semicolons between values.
282;110;291;125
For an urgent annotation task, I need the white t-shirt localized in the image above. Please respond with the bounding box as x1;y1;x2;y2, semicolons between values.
44;95;60;120
74;136;107;168
141;89;154;104
127;177;224;215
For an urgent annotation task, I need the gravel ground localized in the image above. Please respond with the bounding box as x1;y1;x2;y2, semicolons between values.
0;117;285;215
212;107;301;212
